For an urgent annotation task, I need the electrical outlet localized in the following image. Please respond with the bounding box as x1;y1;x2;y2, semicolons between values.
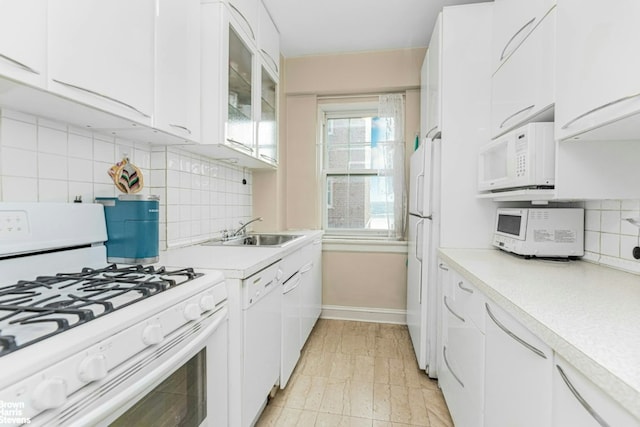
0;211;29;238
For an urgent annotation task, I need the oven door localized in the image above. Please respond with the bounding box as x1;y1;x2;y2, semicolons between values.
38;306;228;427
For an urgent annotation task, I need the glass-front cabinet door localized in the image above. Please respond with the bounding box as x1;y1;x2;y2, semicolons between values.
258;66;277;165
227;28;255;155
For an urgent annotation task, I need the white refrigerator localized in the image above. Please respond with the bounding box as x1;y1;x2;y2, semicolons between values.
406;3;495;379
407;135;441;377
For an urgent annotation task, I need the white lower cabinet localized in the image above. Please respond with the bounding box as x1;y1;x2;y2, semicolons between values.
280;237;322;389
553;356;640;427
442;261;640;427
299;237;322;345
439;266;485;427
485;300;552;427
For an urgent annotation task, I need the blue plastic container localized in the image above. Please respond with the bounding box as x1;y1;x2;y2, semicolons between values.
96;195;160;264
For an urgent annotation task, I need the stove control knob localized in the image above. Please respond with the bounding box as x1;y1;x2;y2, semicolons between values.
78;354;108;382
184;303;201;321
32;377;67;410
199;294;216;312
142;324;164;345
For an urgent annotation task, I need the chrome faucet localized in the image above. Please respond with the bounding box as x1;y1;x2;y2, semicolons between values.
225;217;263;239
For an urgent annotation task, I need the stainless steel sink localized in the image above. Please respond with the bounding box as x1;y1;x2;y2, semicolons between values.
202;234;302;247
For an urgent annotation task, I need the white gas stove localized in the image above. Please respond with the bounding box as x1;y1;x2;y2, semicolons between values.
0;203;228;427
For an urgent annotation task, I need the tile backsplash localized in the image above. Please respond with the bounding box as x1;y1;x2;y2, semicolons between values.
0;109;252;250
583;199;640;274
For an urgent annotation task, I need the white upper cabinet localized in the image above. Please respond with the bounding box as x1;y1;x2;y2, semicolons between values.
48;0;154;126
491;7;555;138
491;0;556;73
154;0;201;142
257;65;278;165
225;0;259;47
0;0;46;88
195;2;275;168
555;1;640;141
258;1;280;77
553;356;640;427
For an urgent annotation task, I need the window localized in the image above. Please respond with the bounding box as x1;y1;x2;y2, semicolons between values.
320;96;405;239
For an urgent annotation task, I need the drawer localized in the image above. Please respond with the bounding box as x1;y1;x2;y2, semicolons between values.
453;275;485;332
279;248;302;283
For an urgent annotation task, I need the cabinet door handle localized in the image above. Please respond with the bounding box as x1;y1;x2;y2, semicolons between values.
227;138;254;153
444;296;465;323
438;263;449;271
0;53;40;75
260;49;279;73
300;262;313;274
486;303;547;359
556;365;610;427
561;91;640;130
500;17;537;61
52;79;151;119
499;104;535;129
229;3;256;42
457;281;474;294
443;346;464;388
260;153;277;164
169;124;192;135
425;125;438;140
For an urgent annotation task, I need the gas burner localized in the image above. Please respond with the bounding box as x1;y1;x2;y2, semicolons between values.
0;264;203;357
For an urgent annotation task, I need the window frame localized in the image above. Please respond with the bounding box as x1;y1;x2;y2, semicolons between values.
318;101;396;238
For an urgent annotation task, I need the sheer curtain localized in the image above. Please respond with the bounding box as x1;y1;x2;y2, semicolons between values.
376;94;406;240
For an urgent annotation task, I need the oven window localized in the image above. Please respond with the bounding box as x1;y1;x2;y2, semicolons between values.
110;349;207;427
497;214;522;236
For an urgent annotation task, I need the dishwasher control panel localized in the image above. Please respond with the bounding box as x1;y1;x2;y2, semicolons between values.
242;261;282;309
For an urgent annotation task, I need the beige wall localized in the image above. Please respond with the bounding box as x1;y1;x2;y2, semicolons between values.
253;49;425;315
285;48;426;96
323;251;408;310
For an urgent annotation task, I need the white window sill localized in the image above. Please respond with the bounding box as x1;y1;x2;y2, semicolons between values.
322;237;408;253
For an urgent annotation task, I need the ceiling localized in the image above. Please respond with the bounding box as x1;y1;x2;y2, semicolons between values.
262;0;490;58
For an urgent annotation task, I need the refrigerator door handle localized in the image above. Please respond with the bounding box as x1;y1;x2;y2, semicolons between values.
416;219;424;262
416;218;426;305
416;172;425;216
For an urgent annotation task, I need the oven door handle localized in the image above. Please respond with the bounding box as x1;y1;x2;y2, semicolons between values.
70;307;228;427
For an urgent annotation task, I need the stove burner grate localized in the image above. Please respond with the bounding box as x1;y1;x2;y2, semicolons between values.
0;264;202;357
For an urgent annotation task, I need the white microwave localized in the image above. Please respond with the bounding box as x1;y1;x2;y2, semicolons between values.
478;123;555;192
493;208;584;258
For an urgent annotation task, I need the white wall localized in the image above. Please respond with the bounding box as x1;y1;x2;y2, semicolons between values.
0;109;252;250
583;199;640;274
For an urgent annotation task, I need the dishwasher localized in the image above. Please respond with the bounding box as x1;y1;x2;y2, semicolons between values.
242;260;283;426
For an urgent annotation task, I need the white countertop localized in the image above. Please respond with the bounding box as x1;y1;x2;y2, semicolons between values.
160;230;323;279
438;248;640;419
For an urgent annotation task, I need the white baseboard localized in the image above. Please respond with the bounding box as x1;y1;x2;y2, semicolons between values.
320;305;407;325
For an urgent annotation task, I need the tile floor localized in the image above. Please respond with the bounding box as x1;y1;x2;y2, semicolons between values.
256;319;454;427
